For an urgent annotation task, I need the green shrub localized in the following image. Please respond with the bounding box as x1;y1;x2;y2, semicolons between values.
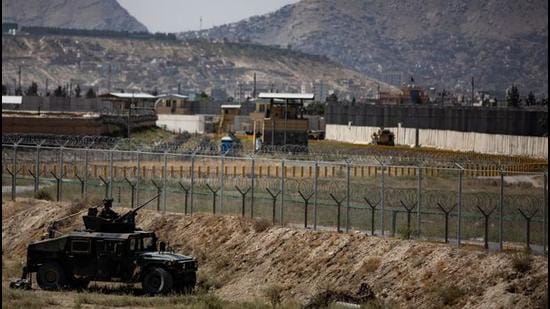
34;189;52;201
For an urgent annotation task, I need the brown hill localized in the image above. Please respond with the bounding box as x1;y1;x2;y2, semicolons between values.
1;34;397;97
2;0;148;32
181;0;549;96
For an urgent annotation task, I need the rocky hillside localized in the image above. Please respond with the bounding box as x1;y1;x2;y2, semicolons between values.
3;198;548;308
2;0;148;33
1;34;397;97
181;0;549;95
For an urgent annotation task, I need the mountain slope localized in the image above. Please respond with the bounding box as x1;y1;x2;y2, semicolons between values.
2;0;148;32
1;35;397;97
181;0;548;95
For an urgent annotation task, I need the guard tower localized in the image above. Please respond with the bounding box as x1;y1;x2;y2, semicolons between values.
250;93;314;149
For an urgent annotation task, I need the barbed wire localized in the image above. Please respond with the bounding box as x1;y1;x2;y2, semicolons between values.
1;133;548;171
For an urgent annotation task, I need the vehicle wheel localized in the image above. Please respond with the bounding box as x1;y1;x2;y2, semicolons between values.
142;267;173;295
37;262;67;291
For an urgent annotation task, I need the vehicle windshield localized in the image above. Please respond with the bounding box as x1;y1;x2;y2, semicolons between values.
142;236;155;251
129;235;156;252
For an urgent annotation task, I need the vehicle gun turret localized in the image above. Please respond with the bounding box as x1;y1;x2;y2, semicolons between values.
83;194;160;233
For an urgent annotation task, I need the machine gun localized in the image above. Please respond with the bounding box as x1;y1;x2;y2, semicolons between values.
83;194;161;233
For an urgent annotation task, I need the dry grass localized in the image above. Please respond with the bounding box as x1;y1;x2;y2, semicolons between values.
3;285;271;309
263;285;284;308
511;251;532;273
2;287;61;309
360;257;381;273
253;218;272;233
433;284;466;306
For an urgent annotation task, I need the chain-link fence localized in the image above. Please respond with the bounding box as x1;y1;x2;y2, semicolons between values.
2;142;548;255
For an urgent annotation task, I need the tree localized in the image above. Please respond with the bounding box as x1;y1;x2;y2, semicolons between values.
525;91;536;106
506;85;521;107
150;88;159;96
74;84;82;98
85;87;96;98
14;87;23;96
53;85;67;97
2;84;7;95
25;82;39;96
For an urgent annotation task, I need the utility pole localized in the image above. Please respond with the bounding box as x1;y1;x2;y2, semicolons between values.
128;91;134;138
108;64;112;93
253;73;257;98
17;65;21;91
471;76;475;106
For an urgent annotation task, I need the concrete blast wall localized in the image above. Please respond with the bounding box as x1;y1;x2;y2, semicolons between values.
326;124;548;158
157;114;220;134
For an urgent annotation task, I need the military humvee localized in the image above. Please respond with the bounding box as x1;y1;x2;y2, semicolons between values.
12;196;197;295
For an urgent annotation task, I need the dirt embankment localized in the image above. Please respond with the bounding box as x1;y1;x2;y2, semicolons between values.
2;198;547;308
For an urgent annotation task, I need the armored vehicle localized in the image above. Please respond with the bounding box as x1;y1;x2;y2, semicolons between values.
11;196;197;295
371;129;395;146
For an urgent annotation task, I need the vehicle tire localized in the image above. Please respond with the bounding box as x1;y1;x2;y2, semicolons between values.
142;267;173;295
37;262;67;291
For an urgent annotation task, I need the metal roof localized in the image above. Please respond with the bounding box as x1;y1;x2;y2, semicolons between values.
258;93;315;100
221;104;241;109
2;95;23;104
106;92;157;99
156;94;189;99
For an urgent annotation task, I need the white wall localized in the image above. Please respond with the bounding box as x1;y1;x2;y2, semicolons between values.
326;124;548;159
156;114;206;134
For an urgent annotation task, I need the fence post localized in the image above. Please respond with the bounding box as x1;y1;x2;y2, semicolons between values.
330;193;346;233
391;210;397;237
84;147;89;199
456;164;464;248
346;161;351;233
220;154;225;214
235;186;251;217
205;184;219;215
12;143;18;201
298;191;314;229
250;156;256;219
108;149;114;199
190;153;196;214
125;176;136;208
59;145;65;201
280;159;285;227
34;143;41;193
151;180;162;212
544;172;548;255
162;152;168;214
364;198;379;236
266;188;280;224
178;182;190;214
380;163;386;236
499;168;505;251
313;160;319;230
135;151;141;207
417;166;422;237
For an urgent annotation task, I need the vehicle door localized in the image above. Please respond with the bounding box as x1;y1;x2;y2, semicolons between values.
67;238;95;277
95;239;126;280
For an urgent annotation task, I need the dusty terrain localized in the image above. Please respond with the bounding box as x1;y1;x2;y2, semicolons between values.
2;198;548;308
